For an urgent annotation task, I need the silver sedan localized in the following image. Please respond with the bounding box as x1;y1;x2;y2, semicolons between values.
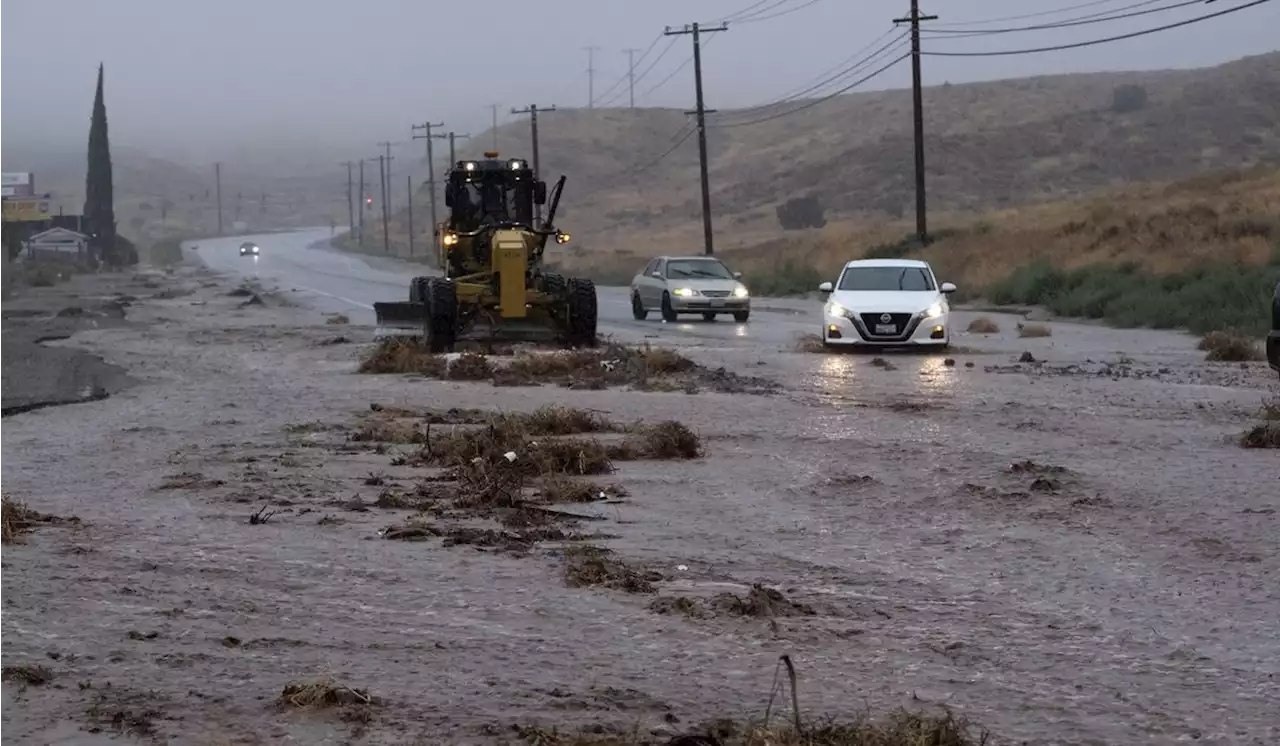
630;255;750;322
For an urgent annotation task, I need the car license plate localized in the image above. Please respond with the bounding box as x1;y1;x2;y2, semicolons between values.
711;299;724;307
875;323;897;335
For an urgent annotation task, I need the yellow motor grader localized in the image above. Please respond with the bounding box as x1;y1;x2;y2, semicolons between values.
373;151;594;352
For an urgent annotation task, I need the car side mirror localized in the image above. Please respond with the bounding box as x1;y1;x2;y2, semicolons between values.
940;282;957;294
732;271;743;279
651;271;663;279
534;181;547;205
818;281;833;293
443;184;454;208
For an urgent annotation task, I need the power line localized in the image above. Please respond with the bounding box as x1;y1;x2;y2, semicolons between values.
726;0;796;23
714;30;908;122
601;36;680;105
732;0;827;24
939;0;1138;26
924;0;1271;56
592;34;662;106
711;51;909;128
636;36;719;102
630;125;697;174
925;0;1201;35
712;0;774;24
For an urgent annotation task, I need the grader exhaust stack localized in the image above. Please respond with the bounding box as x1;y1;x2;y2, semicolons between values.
372;152;594;351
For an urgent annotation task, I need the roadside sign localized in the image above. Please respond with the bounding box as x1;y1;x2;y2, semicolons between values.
2;196;53;222
2;172;35;198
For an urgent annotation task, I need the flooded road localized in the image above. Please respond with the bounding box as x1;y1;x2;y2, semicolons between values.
3;242;1278;744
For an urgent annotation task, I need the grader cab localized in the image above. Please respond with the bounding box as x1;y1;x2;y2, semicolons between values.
373;152;596;352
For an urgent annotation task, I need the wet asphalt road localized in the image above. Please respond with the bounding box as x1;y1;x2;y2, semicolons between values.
190;229;822;350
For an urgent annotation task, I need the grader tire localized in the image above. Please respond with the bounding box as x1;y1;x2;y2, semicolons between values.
423;278;458;354
565;278;598;348
409;276;430;303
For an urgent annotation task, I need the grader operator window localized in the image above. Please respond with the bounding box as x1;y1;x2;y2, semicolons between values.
445;158;542;231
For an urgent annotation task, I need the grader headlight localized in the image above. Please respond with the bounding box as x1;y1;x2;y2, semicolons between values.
555;231;571;245
442;232;459;247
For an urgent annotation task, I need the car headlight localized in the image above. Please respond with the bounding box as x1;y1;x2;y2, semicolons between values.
826;300;849;318
923;301;945;319
672;287;698;297
733;284;749;298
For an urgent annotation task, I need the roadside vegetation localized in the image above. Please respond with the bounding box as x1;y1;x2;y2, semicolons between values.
541;167;1280;337
1198;330;1262;362
145;237;185;266
357;339;777;394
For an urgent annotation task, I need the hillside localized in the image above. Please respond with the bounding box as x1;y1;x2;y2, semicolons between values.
346;50;1280;262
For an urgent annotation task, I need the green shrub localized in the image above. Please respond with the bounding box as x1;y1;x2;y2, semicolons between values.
745;261;825;297
987;254;1280;334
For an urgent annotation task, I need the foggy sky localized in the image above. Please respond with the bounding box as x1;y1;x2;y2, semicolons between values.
3;0;1278;166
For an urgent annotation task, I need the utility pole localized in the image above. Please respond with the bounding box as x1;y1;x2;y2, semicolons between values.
448;132;471;166
358;159;366;248
584;45;600;107
488;104;500;150
214;162;223;236
344;161;354;234
377;141;399;210
511;104;556;223
377;154;389;252
412;121;445;268
664;21;727;256
623;48;641;108
894;0;937;244
406;174;414;257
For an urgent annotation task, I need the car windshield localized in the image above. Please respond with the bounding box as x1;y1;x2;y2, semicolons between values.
837;266;935;291
666;259;733;280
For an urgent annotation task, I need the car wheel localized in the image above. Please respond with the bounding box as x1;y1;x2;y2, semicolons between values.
702;312;716;322
733;310;750;323
631;292;648;320
661;293;678;322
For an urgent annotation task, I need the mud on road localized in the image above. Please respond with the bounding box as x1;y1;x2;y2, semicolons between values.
3;264;1279;745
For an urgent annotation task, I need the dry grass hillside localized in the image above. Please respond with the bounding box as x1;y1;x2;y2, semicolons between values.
349;50;1279;261
719;166;1278;335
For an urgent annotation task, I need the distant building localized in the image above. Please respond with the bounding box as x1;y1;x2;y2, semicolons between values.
25;226;90;263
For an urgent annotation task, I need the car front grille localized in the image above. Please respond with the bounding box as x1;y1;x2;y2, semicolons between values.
702;290;731;298
859;312;914;337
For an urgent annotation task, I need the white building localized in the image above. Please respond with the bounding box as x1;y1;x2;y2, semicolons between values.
25;227;90;263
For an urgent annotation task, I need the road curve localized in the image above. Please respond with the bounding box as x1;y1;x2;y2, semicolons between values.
187;228;823;349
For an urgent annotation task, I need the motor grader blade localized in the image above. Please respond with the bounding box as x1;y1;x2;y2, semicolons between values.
457;315;563;345
372;301;427;340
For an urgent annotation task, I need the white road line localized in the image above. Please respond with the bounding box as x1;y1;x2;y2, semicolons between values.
289;285;375;310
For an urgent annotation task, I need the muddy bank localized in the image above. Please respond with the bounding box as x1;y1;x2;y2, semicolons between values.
1;274;152;416
3;262;1279;745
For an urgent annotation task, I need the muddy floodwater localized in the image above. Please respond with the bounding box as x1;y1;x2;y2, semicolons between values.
3;262;1278;745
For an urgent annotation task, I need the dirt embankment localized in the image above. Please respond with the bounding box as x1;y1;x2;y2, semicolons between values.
3;264;1278;745
1;271;160;416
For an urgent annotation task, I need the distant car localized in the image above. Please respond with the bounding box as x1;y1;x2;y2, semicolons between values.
817;258;956;350
630;255;750;322
239;242;260;256
1267;279;1279;380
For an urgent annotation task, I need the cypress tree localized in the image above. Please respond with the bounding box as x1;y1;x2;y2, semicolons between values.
83;63;118;265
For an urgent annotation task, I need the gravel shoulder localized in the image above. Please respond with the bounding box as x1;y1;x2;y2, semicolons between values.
3;264;1278;745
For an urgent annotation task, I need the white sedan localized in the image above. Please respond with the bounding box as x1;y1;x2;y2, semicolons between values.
818;258;956;350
